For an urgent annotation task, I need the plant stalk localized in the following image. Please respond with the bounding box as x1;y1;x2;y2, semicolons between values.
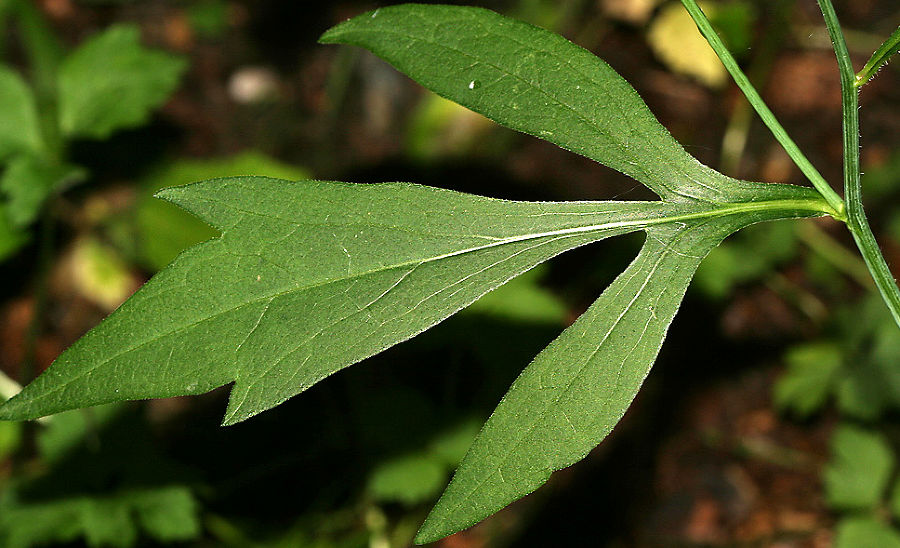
679;0;846;218
816;0;900;329
855;24;900;87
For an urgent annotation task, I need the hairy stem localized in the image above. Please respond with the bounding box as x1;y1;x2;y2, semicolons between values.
855;24;900;87
679;0;846;218
817;0;900;329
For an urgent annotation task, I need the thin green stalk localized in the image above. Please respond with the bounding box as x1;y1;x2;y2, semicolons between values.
855;24;900;87
817;0;900;330
679;0;846;218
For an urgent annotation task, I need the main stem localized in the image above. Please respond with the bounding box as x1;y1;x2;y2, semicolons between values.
817;0;900;329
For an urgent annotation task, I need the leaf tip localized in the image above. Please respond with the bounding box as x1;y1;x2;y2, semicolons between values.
319;7;384;45
219;411;244;428
152;186;181;203
413;522;444;546
220;382;254;427
414;505;468;545
317;26;343;45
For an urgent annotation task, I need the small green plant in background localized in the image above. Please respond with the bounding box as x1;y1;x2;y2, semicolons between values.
0;1;205;546
0;0;185;261
775;297;900;546
0;1;897;545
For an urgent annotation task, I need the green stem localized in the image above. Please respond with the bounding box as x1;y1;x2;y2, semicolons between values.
855;24;900;87
679;0;846;218
817;0;900;330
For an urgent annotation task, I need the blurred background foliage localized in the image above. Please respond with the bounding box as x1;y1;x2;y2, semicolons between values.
0;0;897;546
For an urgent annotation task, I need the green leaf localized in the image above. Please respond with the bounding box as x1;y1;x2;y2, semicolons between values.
837;366;889;421
825;424;894;511
369;453;447;506
773;342;841;418
128;487;200;543
0;154;84;227
416;213;806;542
428;419;482;467
0;177;825;427
694;221;797;298
835;517;900;548
0;66;42;158
0;178;669;423
890;476;900;520
0;486;200;548
320;4;772;205
0;417;20;461
0;202;28;262
0;4;838;543
58;25;186;140
135;151;309;271
37;404;124;463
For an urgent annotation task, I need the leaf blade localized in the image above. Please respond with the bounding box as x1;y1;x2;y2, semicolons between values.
0;66;42;158
320;4;750;203
416;204;825;543
0;178;674;423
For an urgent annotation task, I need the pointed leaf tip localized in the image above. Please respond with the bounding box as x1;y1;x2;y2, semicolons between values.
12;179;672;424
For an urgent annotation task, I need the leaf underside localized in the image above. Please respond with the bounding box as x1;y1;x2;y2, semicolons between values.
0;3;833;544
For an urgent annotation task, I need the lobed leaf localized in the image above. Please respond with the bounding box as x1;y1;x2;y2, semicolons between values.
0;178;682;424
135;150;309;271
0;4;843;542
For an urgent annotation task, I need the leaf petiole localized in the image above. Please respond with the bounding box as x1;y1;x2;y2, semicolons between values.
679;0;846;219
